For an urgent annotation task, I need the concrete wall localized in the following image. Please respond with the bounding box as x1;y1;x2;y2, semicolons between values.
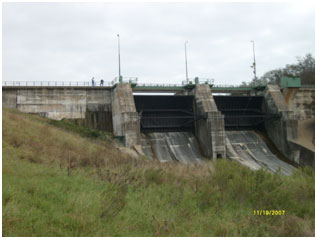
85;89;112;131
16;88;87;119
111;84;140;147
2;87;112;120
85;111;113;132
283;87;315;120
191;84;226;159
2;89;17;108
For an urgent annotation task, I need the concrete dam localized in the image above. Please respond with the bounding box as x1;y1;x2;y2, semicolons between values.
2;80;315;174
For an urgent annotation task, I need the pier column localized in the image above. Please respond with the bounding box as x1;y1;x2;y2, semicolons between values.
191;84;226;159
111;83;140;147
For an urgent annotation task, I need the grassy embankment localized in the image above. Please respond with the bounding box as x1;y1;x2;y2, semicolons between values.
2;107;315;236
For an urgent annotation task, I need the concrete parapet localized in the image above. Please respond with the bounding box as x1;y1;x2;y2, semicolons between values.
191;84;226;159
111;83;140;147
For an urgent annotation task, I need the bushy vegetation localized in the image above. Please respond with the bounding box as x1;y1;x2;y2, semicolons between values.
48;118;111;141
2;108;315;236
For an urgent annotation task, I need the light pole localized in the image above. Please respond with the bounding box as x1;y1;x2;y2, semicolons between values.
251;40;257;81
117;34;121;80
185;41;189;84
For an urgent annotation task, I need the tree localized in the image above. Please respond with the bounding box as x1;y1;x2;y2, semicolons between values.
296;53;315;85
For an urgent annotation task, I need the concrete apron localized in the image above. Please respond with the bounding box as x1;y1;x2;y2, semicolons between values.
140;132;203;164
225;130;295;176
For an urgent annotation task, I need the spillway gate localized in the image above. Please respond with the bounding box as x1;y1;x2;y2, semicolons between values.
214;96;280;129
134;95;197;132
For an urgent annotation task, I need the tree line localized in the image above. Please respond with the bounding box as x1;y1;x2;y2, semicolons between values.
241;53;315;86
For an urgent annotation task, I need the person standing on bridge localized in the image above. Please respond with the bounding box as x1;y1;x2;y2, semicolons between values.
91;77;95;86
100;79;104;86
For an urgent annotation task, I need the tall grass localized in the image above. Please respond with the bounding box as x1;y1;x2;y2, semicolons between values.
2;107;315;236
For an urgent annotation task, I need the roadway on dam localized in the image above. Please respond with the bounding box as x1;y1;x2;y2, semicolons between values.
141;130;295;175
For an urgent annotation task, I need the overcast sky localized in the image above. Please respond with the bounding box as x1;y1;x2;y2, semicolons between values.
2;2;315;85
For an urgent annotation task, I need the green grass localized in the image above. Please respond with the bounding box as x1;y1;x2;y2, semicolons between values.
2;107;315;236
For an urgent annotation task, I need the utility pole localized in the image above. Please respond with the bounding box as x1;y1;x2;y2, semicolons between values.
185;41;189;84
117;34;121;81
251;40;257;81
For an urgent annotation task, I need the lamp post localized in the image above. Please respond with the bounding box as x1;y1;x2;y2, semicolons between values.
251;40;257;81
185;41;189;84
117;34;121;81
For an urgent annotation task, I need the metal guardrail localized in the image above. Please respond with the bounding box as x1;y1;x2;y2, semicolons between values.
4;81;312;91
182;78;214;85
1;81;259;91
2;81;184;88
136;83;183;88
213;84;257;89
2;81;112;87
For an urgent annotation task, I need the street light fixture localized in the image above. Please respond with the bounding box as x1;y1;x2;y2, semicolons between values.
117;34;121;81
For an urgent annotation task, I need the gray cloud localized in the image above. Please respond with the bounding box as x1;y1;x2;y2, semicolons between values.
3;2;315;85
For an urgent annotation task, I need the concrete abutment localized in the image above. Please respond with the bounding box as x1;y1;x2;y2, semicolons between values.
263;85;314;167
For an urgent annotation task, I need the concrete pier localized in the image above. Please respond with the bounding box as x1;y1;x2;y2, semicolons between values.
111;83;140;147
191;84;226;159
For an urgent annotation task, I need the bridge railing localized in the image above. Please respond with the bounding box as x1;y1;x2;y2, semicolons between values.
2;81;112;87
112;77;138;85
212;84;252;88
136;83;183;88
2;81;275;90
182;78;214;85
